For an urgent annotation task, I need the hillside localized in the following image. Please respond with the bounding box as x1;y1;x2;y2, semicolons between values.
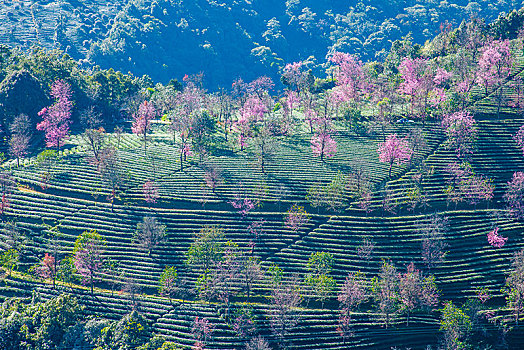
4;7;524;350
2;0;524;87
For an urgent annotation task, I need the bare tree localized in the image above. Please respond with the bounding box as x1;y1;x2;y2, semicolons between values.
133;216;167;256
98;147;124;212
269;275;302;348
9;114;32;166
417;214;449;271
83;127;108;165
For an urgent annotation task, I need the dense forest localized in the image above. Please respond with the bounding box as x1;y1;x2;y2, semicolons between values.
4;3;524;350
3;0;524;87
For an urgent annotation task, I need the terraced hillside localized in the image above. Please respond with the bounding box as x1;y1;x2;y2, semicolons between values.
6;12;524;350
0;108;523;349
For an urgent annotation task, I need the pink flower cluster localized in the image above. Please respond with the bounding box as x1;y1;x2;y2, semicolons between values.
378;134;412;165
487;227;507;248
37;79;72;149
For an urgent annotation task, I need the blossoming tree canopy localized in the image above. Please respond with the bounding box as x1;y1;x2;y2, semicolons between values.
378;134;412;177
36;79;73;151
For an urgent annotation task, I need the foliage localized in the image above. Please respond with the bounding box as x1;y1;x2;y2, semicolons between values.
36;79;72;151
487;227;507;248
185;226;225;273
284;204;311;232
73;229;106;294
439;301;472;350
504;171;524;219
445;162;494;206
503;249;524;326
398;263;439;326
305;252;335;306
371;261;398;328
0;248;18;277
96;311;151;350
0;293;82;350
306;171;348;212
378;134;412;177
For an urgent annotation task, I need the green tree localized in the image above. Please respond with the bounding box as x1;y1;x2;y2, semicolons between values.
305;251;336;307
503;248;524;326
73;229;106;294
306;172;348;212
158;266;180;303
440;301;472;350
0;293;82;350
0;248;19;277
96;311;151;350
371;261;399;328
185;225;225;273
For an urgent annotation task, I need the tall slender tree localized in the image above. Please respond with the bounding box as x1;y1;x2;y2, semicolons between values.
37;80;72;152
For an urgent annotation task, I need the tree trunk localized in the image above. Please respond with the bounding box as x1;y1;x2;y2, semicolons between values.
497;86;503;119
143;133;147;156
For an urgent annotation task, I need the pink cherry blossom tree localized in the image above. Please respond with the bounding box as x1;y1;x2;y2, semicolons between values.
143;180;159;205
378;134;412;177
229;184;259;216
513;125;524;155
285;204;311;231
38;253;57;289
170;84;203;170
192;316;214;350
476;39;514;117
311;116;337;162
398;57;433;119
132;100;156;156
337;271;367;343
442;111;477;159
504;249;524;325
329;52;367;106
487;227;507;248
36;79;73;152
281;61;309;94
311;132;337;161
248;76;274;99
504;171;524;219
73;230;106;294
